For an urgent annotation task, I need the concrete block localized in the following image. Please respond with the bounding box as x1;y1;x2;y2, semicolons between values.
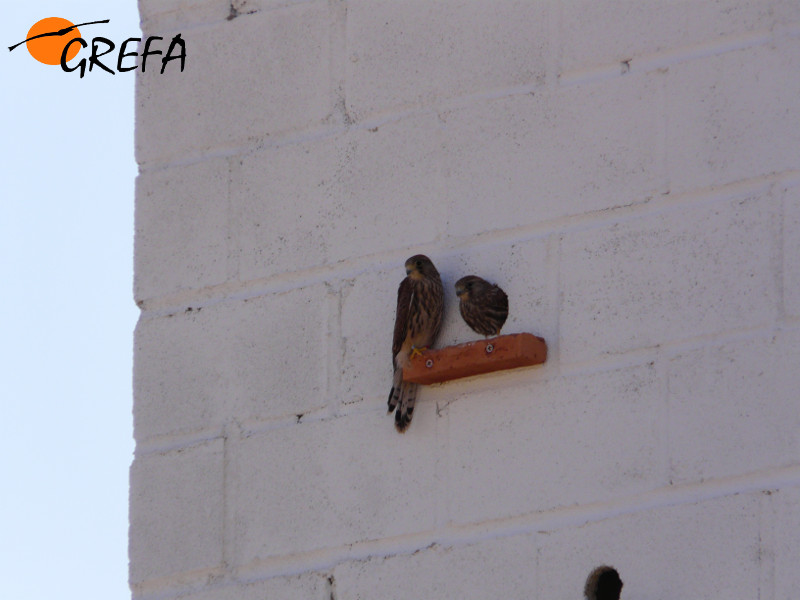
339;266;398;407
134;159;230;302
225;286;329;424
138;0;230;30
333;534;539;600
559;0;800;73
318;116;447;267
444;363;666;525
228;143;330;282
134;307;227;441
229;113;446;282
767;486;800;599
134;284;328;442
537;493;762;598
227;407;439;565
667;328;800;483
165;573;330;600
230;0;315;15
438;73;665;238
784;185;800;318
129;438;225;584
345;0;549;120
665;40;800;194
136;3;331;165
560;193;781;364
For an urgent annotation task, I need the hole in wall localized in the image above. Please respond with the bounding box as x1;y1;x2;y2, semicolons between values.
585;565;623;600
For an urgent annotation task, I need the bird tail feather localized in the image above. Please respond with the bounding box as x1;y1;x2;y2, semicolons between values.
387;367;403;413
394;382;417;433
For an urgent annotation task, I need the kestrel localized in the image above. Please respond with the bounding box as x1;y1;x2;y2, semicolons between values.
387;255;444;432
455;275;509;337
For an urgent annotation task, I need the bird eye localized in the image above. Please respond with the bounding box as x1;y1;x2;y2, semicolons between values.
416;260;422;267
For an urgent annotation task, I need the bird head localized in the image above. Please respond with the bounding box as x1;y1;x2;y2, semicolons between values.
405;254;436;280
454;275;486;300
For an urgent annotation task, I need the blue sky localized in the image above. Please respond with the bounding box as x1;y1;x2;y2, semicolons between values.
1;3;139;599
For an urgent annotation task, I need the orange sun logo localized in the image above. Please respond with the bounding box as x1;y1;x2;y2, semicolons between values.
25;17;82;65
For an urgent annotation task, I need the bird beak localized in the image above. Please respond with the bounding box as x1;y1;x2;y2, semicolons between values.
405;268;412;275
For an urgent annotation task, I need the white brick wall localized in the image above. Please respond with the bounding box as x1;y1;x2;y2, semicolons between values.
132;1;800;598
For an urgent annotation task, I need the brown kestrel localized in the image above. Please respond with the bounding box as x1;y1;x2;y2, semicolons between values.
455;275;509;337
388;254;444;432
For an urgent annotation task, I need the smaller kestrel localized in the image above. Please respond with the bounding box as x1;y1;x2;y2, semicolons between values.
455;275;509;337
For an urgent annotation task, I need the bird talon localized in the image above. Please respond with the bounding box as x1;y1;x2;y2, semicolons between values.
410;345;428;358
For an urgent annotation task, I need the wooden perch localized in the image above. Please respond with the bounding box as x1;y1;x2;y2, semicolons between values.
402;332;547;385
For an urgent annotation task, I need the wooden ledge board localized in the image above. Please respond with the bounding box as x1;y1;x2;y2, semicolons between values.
403;332;547;385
